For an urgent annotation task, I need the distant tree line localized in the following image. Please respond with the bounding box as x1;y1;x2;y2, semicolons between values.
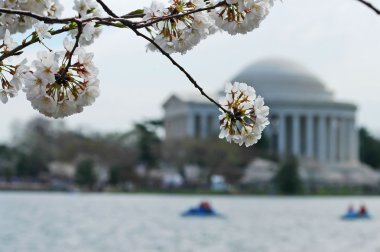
0;117;269;190
0;118;379;192
359;128;380;169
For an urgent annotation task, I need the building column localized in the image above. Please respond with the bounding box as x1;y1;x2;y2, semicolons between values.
329;117;337;163
187;113;195;137
214;113;220;134
278;113;286;157
292;114;300;156
306;113;314;159
200;113;207;138
318;115;327;162
338;118;346;162
348;118;358;162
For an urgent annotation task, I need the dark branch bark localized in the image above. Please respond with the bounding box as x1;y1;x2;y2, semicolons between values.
130;27;228;114
59;22;83;81
0;8;76;24
0;8;133;27
0;27;72;61
356;0;380;14
95;0;119;18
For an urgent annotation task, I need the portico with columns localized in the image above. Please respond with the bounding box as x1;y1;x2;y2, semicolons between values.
267;102;357;163
163;58;359;165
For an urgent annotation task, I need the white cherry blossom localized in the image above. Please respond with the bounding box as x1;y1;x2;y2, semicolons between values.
70;22;102;46
71;1;102;45
10;61;29;91
0;59;28;104
211;0;272;35
147;0;215;54
3;30;18;52
82;21;97;42
219;82;269;147
143;1;166;21
0;0;63;40
73;0;102;18
34;22;52;40
24;45;100;118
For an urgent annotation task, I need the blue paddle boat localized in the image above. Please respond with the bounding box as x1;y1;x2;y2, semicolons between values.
181;201;222;217
341;205;371;220
341;212;371;220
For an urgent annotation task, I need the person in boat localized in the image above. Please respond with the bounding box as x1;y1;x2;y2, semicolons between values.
358;205;368;217
199;201;213;213
346;205;355;216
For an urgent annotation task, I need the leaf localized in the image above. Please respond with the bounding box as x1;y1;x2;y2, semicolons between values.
127;9;144;15
69;22;78;29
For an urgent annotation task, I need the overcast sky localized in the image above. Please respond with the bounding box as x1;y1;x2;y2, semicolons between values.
1;0;380;142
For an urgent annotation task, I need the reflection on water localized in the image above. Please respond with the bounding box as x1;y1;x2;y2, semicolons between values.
0;192;379;252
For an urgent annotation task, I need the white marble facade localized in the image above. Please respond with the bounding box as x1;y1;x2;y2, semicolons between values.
163;59;358;164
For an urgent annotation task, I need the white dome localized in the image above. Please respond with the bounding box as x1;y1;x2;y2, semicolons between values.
230;59;333;102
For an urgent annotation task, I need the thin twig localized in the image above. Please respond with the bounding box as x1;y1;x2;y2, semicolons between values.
0;8;132;27
59;22;83;81
0;3;223;30
0;27;72;61
95;0;119;18
130;27;228;114
0;8;76;24
356;0;380;14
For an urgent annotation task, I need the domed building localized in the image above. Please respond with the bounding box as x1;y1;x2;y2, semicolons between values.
163;58;358;165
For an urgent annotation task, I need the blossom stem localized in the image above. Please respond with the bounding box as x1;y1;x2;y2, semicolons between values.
59;22;82;82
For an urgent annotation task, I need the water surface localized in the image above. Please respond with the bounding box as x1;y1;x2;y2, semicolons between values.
0;192;379;252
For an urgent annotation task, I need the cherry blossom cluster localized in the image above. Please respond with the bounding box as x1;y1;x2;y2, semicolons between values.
144;0;276;54
0;0;63;39
71;0;103;45
0;0;102;45
23;39;100;118
1;24;100;117
219;82;269;147
0;0;102;116
145;0;217;54
210;0;273;35
0;30;29;104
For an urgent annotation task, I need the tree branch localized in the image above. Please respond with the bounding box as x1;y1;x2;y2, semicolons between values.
130;27;228;114
95;0;119;18
0;27;72;61
0;8;133;27
0;2;235;116
59;22;83;81
0;8;76;24
0;3;223;31
134;2;224;29
355;0;380;14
